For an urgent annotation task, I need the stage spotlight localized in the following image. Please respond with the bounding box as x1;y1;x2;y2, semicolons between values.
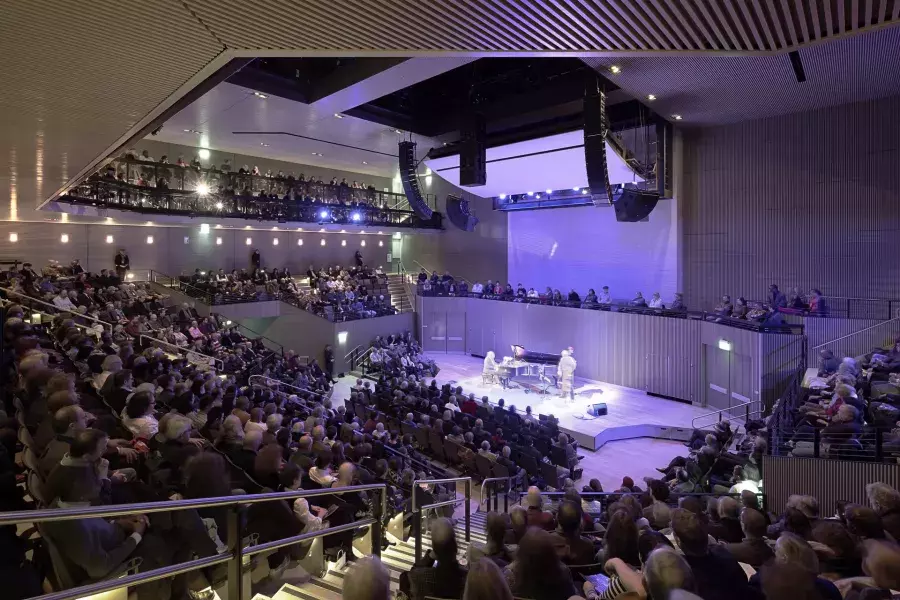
526;191;534;197
545;189;552;194
572;187;580;191
499;194;507;200
196;183;210;196
215;201;223;210
351;212;361;222
319;209;330;219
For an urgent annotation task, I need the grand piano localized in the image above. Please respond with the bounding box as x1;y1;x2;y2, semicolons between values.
498;345;562;392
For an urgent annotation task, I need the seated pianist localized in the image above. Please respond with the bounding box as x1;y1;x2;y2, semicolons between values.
483;351;499;384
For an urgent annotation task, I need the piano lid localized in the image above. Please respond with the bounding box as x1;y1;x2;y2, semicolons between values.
511;344;561;365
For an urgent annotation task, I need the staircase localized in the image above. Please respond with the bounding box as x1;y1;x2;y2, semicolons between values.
266;511;488;600
387;274;414;314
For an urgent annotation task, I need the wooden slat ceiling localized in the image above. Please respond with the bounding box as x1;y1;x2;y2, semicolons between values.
2;0;900;218
190;0;900;53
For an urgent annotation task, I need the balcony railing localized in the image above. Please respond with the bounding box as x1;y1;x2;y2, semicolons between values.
63;157;442;229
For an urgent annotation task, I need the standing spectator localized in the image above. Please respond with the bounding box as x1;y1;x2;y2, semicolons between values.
355;250;363;267
114;248;130;281
324;344;336;383
768;284;787;309
251;248;261;273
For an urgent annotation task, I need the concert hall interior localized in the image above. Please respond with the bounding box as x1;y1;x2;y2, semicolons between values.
5;6;900;600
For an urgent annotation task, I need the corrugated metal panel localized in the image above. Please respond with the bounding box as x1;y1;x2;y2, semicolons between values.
682;93;900;310
763;456;900;512
186;0;900;53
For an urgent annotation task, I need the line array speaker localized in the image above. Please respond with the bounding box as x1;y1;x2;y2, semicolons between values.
611;186;659;222
459;112;486;187
445;194;478;231
398;141;433;220
583;89;613;207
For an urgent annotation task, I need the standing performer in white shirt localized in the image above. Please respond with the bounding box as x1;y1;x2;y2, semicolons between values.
557;349;577;401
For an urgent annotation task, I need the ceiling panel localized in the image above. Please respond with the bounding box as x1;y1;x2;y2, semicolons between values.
153;82;442;178
187;0;900;53
582;25;900;125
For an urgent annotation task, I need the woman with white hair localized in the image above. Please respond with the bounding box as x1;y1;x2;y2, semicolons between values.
483;351;499;384
94;354;123;392
866;482;900;541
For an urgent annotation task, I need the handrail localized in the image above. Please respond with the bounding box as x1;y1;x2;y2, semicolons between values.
480;476;513;512
412;476;472;562
149;269;213;304
0;484;386;600
0;287;114;331
139;334;225;371
690;396;752;428
344;343;363;361
248;374;330;400
219;317;285;355
8;301;100;337
811;316;900;350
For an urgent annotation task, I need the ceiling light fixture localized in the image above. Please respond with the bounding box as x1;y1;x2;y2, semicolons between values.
647;94;657;101
362;161;368;165
610;65;621;74
672;114;683;120
334;113;344;119
394;129;403;134
526;191;534;197
545;189;552;194
260;143;269;147
253;91;267;99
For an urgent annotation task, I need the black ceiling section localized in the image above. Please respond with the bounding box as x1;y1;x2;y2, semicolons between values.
227;57;407;104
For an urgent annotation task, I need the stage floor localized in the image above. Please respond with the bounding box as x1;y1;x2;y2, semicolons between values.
418;353;711;450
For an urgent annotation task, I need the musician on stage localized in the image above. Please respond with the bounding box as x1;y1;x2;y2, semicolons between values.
482;350;499;385
557;349;577;401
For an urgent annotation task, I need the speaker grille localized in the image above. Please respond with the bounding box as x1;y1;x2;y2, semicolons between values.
398;141;433;220
583;90;613;206
446;194;478;231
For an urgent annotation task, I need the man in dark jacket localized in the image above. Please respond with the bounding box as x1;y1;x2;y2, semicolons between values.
114;249;130;280
725;508;774;568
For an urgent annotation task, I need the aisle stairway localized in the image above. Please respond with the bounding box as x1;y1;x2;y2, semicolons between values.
267;511;488;600
386;274;414;313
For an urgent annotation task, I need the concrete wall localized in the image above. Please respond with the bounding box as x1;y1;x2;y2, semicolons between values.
0;220;396;276
233;302;415;374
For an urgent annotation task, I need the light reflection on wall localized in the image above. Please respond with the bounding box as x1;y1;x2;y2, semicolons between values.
8;147;17;221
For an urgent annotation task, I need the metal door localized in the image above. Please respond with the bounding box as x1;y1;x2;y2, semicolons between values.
422;312;447;352
730;353;754;418
704;344;731;411
446;312;466;353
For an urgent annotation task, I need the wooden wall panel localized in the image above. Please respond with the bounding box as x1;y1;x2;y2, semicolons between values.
682;94;900;310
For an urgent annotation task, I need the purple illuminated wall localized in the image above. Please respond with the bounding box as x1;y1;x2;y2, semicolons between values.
507;201;679;303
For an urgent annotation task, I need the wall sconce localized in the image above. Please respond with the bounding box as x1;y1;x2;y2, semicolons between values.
60;234;69;243
337;331;348;344
718;339;732;352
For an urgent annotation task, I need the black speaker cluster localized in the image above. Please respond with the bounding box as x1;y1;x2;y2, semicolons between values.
583;88;660;222
445;194;479;231
398;141;434;220
459;113;487;187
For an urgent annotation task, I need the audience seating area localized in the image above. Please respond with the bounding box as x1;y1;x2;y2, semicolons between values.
61;153;442;229
2;259;900;600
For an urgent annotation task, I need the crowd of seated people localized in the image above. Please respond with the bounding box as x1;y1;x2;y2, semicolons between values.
415;269;686;312
2;298;452;598
713;284;829;321
177;265;293;304
779;343;900;461
73;150;434;227
280;263;396;322
346;478;900;600
365;332;439;378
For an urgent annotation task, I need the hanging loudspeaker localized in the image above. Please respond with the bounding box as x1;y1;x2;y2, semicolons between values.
398;141;433;220
612;185;659;222
459;113;487;187
445;195;478;231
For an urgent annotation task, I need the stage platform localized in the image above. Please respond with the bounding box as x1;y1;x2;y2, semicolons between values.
336;353;714;451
